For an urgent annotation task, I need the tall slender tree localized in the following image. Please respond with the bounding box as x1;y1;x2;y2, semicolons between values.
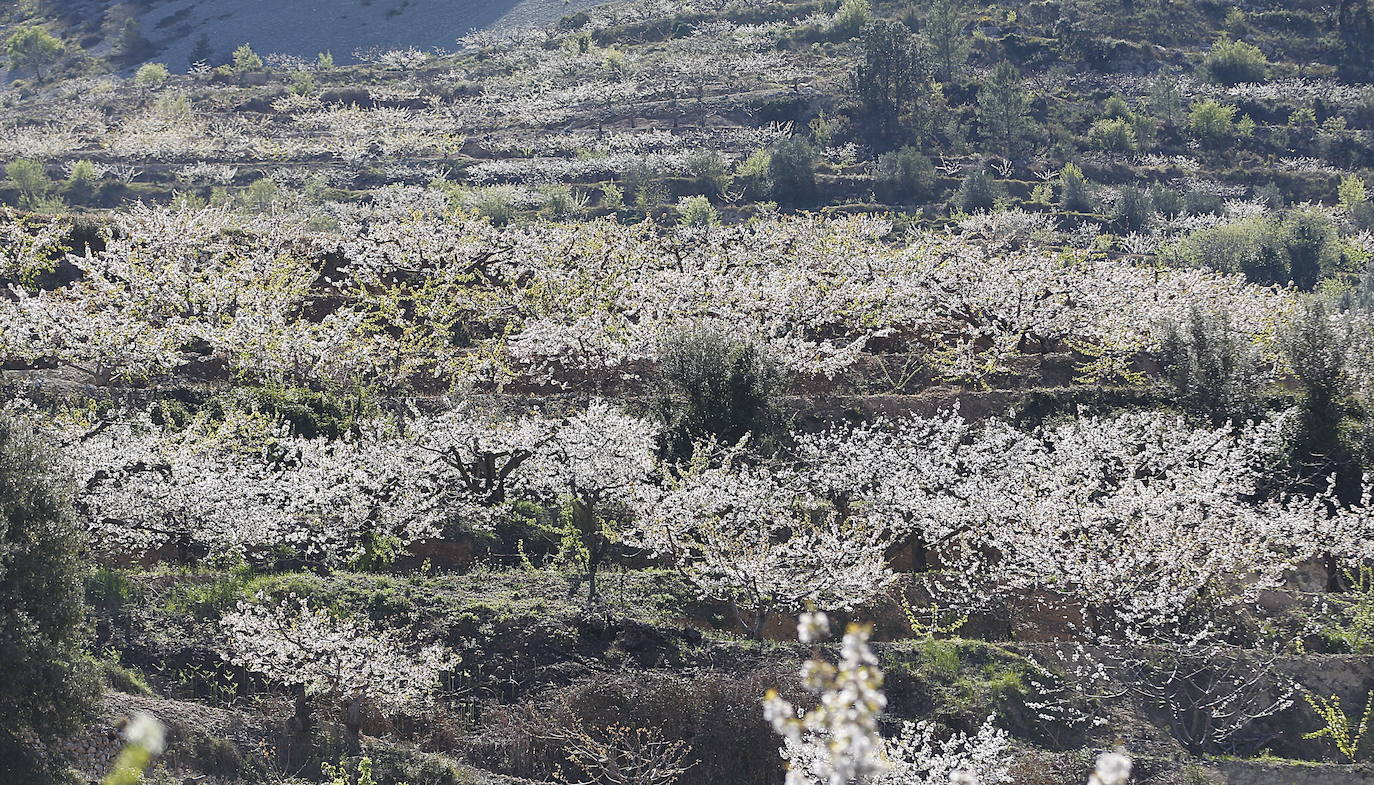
923;0;970;82
977;61;1033;155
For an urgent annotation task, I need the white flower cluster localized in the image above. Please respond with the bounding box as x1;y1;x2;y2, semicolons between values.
0;184;1300;391
220;593;457;711
766;614;888;785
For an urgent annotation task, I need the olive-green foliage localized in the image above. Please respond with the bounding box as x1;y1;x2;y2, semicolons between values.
3;25;62;77
649;323;782;462
110;19;150;63
166;567;256;620
676;195;719;228
1202;36;1270;85
86;566;136;615
620;161;668;211
1321;566;1374;653
767;136;817;204
1189;100;1237;146
64;159;98;204
467;186;520;226
232;42;263;71
956;168;997;213
98;658;153;696
874;146;935;203
133;62;169;87
1059;163;1093;212
0;416;100;780
243;178;279;213
6;158;53;208
829;0;871;39
733;148;772;200
1089;117;1137;152
684;150;731;197
1172;209;1341;289
1113;186;1155;232
202;385;365;439
1159;306;1264;426
540;185;583;220
883;639;1033;728
1278;300;1367;500
290;70;318;96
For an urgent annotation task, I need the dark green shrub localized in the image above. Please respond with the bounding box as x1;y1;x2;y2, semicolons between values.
767;136;818;204
648;323;782;463
956;168;997;212
1089;117;1137;152
1277;301;1360;499
684;150;731;197
1159;306;1264;425
1113;187;1155;232
1281;208;1341;291
852;20;930;141
873;146;935;203
0;416;100;780
1150;185;1184;218
1059;163;1093;212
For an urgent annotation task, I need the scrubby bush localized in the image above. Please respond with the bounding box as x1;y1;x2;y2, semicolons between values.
1150;185;1184;218
956;167;997;212
1279;301;1361;497
468;186;519;226
648;324;782;462
622;161;669;212
676;195;720;228
0;416;100;780
64;159;98;205
1283;208;1341;291
541;186;585;220
684;150;731;197
873;146;935;203
1189;100;1237;146
1171;209;1341;289
1159;306;1264;425
1340;175;1370;230
6;159;53;209
733;148;772;200
1202;37;1270;85
1089;117;1137;152
4;25;63;79
830;0;872;38
232;42;263;71
1113;187;1156;232
767;136;817;204
1059;163;1093;212
134;62;170;87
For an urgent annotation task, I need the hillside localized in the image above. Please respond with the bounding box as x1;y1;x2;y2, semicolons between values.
1;1;1374;785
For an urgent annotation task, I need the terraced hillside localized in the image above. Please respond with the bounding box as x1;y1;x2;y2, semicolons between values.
2;1;1374;785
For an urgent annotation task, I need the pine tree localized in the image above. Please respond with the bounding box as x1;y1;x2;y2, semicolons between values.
923;0;970;82
977;61;1033;155
851;20;930;142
